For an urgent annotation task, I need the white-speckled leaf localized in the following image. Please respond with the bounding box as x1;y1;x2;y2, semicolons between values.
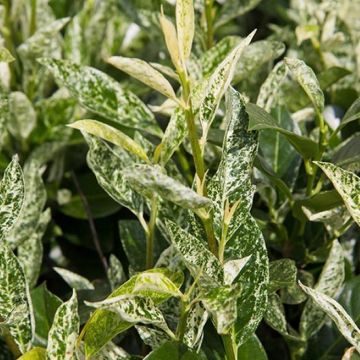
108;57;177;100
160;107;187;165
268;259;297;293
18;209;51;288
176;0;194;61
38;58;162;136
6;162;46;248
299;283;360;353
208;88;268;346
224;256;251;285
284;58;324;115
136;325;170;350
183;302;208;349
47;290;79;360
94;342;131;360
107;254;126;290
300;240;345;339
84;134;143;217
165;219;223;284
315;161;360;227
122;164;211;210
199;31;255;136
54;267;94;291
0;156;25;241
0;244;33;354
70;120;149;162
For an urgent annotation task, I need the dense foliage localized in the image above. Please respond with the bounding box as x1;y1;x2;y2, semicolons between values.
1;0;360;359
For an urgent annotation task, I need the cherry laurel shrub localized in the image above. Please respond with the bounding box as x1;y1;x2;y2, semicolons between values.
1;0;360;359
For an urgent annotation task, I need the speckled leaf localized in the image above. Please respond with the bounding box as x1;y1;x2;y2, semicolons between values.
8;92;36;140
6;162;46;248
144;341;206;359
208;88;268;346
38;58;162;136
136;325;170;349
165;219;223;285
299;283;360;353
108;57;177;100
315;161;360;227
183;302;208;349
0;48;15;63
70;120;149;162
268;259;297;293
300;240;345;339
54;267;94;291
107;254;126;290
84;134;143;217
85;295;173;337
47;290;79;360
237;334;268;360
122;164;211;210
0;244;33;354
199;31;255;135
201;285;239;334
160;107;187;165
0;156;25;241
247;102;319;159
80;269;183;357
224;256;251;285
284;58;324;115
93;342;131;360
19;347;46;360
18;208;51;288
176;0;194;61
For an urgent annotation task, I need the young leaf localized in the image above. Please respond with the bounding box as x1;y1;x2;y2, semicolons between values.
107;56;177;100
160;107;187;165
224;256;251;285
284;58;324;115
299;283;360;353
165;219;224;284
18;208;51;288
70;119;149;162
0;156;25;241
18;347;46;360
122;164;211;210
107;254;126;290
38;58;162;136
199;31;255;135
47;290;79;360
53;267;95;291
247;102;319;159
0;244;33;354
300;240;345;339
314;162;360;227
176;0;195;61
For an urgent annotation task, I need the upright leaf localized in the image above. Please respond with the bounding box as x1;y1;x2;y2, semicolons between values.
315;162;360;227
0;244;33;353
176;0;195;61
47;290;79;360
107;254;126;290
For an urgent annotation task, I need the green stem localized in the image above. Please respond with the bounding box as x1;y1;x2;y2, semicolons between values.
219;222;229;264
146;195;158;269
222;333;237;360
30;0;37;36
205;0;214;49
176;300;189;342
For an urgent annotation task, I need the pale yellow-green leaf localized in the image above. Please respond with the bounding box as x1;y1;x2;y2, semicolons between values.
69;120;150;163
176;0;195;61
107;57;177;100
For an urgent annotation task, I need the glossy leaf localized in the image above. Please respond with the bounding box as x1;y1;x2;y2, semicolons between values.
53;267;94;291
18;347;46;360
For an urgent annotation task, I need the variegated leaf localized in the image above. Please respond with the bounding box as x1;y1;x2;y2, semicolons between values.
122;164;211;210
176;0;195;61
108;56;177;100
70;119;149;162
144;341;206;359
208;88;268;346
315;161;360;227
18;347;46;359
38;58;162;136
299;283;360;353
199;31;255;136
47;290;79;360
165;219;223;284
284;58;324;115
94;342;131;360
160;107;187;165
0;156;25;241
183;302;208;349
300;240;345;339
107;254;126;290
268;259;297;293
0;244;33;354
224;256;251;285
80;269;183;357
54;267;94;291
6;162;46;248
85;295;174;337
136;325;170;349
18;208;51;288
84;134;143;217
